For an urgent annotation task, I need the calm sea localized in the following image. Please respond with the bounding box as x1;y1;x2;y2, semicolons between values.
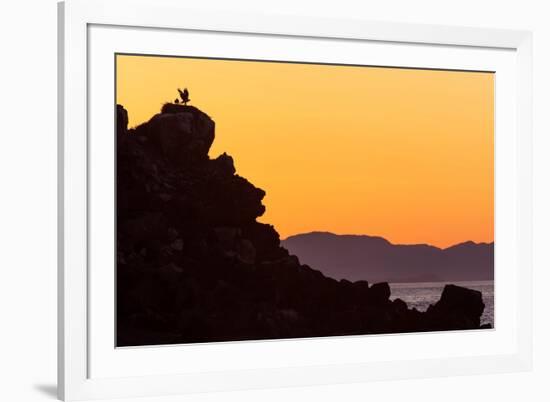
389;280;494;327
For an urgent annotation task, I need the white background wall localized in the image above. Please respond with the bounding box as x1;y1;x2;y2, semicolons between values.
0;0;548;401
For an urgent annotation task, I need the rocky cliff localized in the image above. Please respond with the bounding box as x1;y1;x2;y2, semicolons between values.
116;103;490;346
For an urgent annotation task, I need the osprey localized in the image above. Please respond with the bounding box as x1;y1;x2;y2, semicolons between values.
178;88;190;105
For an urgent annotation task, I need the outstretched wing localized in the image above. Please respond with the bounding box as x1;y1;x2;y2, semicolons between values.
183;88;189;98
177;88;185;98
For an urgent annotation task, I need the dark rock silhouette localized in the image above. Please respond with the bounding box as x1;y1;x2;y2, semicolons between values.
282;232;493;283
131;103;215;166
426;284;486;330
116;103;490;347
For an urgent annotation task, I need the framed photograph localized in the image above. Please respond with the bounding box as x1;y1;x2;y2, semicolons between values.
58;0;533;400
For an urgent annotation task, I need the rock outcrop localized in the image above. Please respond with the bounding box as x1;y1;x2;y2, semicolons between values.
116;103;490;347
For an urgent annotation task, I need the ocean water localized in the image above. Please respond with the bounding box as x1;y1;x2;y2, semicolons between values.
389;280;494;327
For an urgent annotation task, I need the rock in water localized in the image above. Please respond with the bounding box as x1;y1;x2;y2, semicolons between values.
425;284;485;330
369;282;391;304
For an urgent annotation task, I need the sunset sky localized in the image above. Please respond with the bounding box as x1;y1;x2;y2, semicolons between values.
116;54;494;248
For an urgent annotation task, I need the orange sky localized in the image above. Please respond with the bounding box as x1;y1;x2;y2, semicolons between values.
116;54;494;248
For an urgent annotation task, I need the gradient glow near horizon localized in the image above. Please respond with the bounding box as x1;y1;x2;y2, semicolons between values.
116;55;494;248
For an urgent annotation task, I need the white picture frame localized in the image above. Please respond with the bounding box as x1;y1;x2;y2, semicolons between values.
58;0;533;400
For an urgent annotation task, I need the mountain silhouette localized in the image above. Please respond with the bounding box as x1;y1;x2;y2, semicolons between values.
282;232;493;283
116;102;490;346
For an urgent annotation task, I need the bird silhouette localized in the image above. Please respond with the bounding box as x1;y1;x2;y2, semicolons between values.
178;88;190;105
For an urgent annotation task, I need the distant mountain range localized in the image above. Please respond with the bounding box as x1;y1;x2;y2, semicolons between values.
281;232;493;283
